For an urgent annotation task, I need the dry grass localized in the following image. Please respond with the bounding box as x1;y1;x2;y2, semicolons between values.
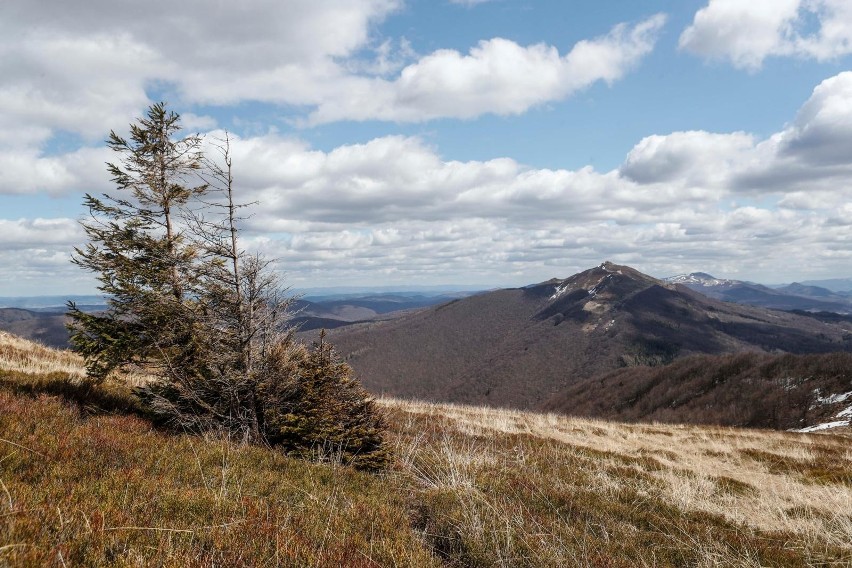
0;331;85;378
383;398;852;566
0;391;438;567
0;331;155;389
1;331;851;566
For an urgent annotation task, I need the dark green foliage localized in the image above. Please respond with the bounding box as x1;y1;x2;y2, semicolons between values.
619;337;680;367
260;334;391;471
67;102;205;383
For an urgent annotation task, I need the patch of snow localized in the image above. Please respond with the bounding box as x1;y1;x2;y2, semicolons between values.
817;390;852;405
837;405;852;419
792;420;850;433
586;274;613;299
775;376;801;391
549;283;571;300
665;273;735;287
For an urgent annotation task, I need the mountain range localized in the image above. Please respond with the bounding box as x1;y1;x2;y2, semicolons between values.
4;262;851;430
664;272;852;313
322;262;852;415
0;291;476;348
290;292;475;331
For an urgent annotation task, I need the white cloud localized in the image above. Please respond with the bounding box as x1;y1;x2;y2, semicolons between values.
217;71;852;285
0;218;82;249
0;0;399;152
221;73;852;232
307;15;667;123
776;71;852;165
620;131;754;186
0;1;665;156
0;146;112;196
181;113;218;132
7;71;852;292
680;0;852;70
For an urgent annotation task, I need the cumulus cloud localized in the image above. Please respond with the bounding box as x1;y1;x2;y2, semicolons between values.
0;218;82;249
7;71;852;291
0;0;398;151
680;0;852;69
307;14;667;123
0;218;94;296
213;71;852;284
776;71;852;165
620;131;755;186
0;1;665;160
214;74;852;235
0;146;112;196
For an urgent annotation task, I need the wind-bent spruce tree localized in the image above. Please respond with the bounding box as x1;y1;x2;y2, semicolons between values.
68;103;207;383
69;104;390;468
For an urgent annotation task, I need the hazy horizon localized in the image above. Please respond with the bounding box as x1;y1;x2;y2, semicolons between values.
3;264;852;303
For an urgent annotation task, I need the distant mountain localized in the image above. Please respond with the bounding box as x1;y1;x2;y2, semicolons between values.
325;262;852;410
664;272;852;314
776;282;841;298
0;308;70;348
1;291;470;348
0;295;106;311
797;277;852;293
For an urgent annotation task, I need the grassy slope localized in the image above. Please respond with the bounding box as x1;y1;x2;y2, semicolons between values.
1;331;851;567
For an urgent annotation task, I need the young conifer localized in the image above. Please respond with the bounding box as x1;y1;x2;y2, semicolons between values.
67;103;206;383
260;331;391;471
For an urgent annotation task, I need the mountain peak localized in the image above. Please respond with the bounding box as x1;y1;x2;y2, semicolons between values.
543;263;662;309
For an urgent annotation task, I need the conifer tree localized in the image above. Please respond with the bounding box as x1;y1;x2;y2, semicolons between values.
70;104;391;468
68;103;206;382
138;134;294;442
260;331;391;471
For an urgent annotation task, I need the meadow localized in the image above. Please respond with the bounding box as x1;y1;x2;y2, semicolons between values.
1;330;850;566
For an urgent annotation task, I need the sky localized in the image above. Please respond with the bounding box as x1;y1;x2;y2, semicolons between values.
1;0;852;296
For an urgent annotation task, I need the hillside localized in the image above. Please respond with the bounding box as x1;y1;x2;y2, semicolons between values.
547;351;852;430
325;262;852;410
0;308;70;348
1;331;850;566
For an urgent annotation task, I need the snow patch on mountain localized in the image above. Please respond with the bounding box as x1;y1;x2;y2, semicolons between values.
792;389;852;432
549;282;571;300
665;273;737;287
793;420;850;433
816;390;852;405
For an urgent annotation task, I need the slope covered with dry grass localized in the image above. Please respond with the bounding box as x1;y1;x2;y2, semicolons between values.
1;332;851;566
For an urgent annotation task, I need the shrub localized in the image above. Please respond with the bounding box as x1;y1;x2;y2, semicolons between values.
259;333;391;471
